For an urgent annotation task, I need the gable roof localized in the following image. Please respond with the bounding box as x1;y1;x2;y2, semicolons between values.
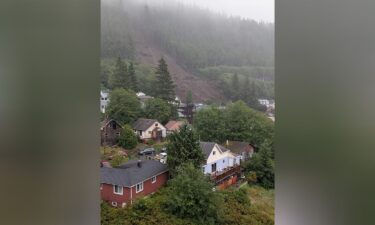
133;118;159;131
100;118;122;130
100;160;168;187
225;141;254;154
165;120;184;131
199;141;230;160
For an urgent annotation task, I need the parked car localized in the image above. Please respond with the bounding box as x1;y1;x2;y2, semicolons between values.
138;147;155;156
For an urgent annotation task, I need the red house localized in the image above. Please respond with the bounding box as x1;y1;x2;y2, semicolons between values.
100;159;169;207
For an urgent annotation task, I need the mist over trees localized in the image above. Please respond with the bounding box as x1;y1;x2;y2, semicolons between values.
101;0;275;102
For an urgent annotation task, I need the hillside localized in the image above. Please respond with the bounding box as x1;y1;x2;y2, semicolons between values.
101;0;274;102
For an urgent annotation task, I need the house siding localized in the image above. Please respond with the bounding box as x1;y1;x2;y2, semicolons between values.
135;122;166;140
101;120;121;146
101;171;169;207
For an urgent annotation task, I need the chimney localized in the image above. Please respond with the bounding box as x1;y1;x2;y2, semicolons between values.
137;160;142;168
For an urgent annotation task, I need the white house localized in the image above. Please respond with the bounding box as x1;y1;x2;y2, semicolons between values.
200;142;241;175
136;92;153;108
100;90;110;113
132;118;167;141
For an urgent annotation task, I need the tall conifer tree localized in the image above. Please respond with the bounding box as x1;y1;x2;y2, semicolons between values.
109;57;129;89
155;57;175;101
128;62;138;92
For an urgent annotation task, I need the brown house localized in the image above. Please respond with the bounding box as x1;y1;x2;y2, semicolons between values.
101;119;122;146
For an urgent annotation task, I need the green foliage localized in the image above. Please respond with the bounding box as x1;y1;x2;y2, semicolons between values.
245;141;275;189
185;90;193;105
118;125;138;149
109;57;129;89
193;106;226;143
194;101;274;149
107;88;141;124
163;163;223;225
155;57;176;102
220;188;252;225
143;98;173;124
110;155;128;168
166;124;204;175
128;62;138;92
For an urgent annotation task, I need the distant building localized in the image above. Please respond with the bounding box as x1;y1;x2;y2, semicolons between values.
200;142;242;189
100;90;110;113
224;140;255;161
100;119;122;146
258;99;275;112
165;120;185;135
101;160;169;207
136;92;153;108
132;118;167;141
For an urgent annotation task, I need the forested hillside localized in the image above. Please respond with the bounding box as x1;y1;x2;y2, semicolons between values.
101;0;274;102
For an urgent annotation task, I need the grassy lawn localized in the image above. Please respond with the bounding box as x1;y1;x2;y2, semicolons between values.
242;185;275;225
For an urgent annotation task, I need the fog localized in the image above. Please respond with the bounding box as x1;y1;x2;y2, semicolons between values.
141;0;274;23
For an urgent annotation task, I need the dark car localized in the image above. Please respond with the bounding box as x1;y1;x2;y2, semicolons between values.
138;147;155;156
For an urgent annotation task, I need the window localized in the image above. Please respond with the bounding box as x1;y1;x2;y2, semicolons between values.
112;123;117;129
223;159;225;163
155;123;158;126
211;163;217;172
151;176;156;183
212;151;216;155
202;166;205;173
113;185;123;195
136;182;144;193
111;201;117;207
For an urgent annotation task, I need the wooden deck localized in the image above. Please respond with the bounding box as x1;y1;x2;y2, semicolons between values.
209;164;241;184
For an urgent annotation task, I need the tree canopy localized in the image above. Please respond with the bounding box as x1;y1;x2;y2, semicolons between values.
118;124;138;149
106;88;141;124
143;98;173;124
166;124;204;175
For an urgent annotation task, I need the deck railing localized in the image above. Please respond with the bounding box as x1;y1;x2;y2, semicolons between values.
209;164;241;183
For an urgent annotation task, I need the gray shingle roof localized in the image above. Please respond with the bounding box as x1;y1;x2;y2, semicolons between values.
133;118;158;131
199;141;230;160
100;160;168;187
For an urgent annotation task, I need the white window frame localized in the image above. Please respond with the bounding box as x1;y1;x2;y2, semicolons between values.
113;185;123;195
111;201;117;207
151;176;156;184
136;182;144;193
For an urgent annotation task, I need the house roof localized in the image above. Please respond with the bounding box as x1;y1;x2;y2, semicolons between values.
133;118;159;131
100;159;168;187
199;141;230;160
225;141;254;154
165;120;184;131
100;118;122;130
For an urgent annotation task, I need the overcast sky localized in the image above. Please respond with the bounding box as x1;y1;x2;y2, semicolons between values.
174;0;274;23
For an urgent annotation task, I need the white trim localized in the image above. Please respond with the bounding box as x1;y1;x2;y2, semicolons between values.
151;176;156;184
136;182;144;193
113;185;123;195
111;201;117;207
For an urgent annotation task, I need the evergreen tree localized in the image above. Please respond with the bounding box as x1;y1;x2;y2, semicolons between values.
185;90;193;104
109;57;129;89
143;98;172;124
128;62;138;91
163;163;223;224
245;140;274;189
231;73;240;101
118;124;138;149
155;57;175;101
166;124;204;176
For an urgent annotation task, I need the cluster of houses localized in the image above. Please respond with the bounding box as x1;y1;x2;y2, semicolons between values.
100;117;254;207
100;91;256;207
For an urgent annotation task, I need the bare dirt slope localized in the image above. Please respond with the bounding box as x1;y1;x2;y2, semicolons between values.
133;34;227;103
